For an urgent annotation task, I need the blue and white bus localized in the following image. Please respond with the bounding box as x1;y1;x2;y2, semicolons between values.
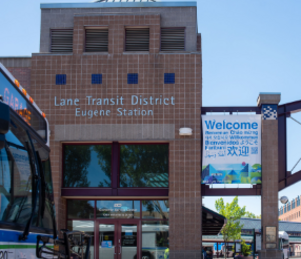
0;63;91;259
0;62;56;259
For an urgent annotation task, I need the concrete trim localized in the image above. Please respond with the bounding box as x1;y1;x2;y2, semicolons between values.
0;58;31;68
40;2;197;9
54;124;175;141
257;93;281;106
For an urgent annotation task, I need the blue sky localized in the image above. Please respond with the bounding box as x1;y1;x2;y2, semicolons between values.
1;0;301;216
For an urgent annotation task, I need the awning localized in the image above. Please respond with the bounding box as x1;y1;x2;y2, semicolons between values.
202;206;226;235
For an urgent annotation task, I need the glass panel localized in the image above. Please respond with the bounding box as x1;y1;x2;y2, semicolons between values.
119;144;168;188
68;200;94;219
67;220;94;259
121;224;137;259
142;221;169;259
63;145;112;187
142;200;169;219
0;117;38;226
0;70;46;137
99;224;115;259
96;200;140;219
29;131;56;230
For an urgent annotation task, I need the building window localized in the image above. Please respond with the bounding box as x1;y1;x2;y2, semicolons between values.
91;74;102;84
51;29;73;53
125;28;149;51
142;200;169;219
85;28;108;52
293;200;296;209
164;73;175;84
161;28;185;51
67;200;95;219
63;143;169;189
63;144;112;187
142;221;169;256
127;73;138;84
288;203;291;211
119;144;169;188
56;74;66;85
284;206;287;213
298;196;300;206
96;200;140;219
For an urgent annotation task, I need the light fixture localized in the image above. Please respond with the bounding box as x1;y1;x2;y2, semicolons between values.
179;127;192;136
279;196;288;204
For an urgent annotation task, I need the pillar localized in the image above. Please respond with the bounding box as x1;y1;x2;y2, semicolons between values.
257;93;282;259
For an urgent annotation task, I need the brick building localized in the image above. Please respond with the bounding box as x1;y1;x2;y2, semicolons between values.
279;196;301;222
1;1;203;258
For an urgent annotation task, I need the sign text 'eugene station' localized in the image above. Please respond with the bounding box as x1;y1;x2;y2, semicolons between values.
54;95;175;118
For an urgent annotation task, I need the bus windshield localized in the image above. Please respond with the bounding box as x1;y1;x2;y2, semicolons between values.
0;115;56;233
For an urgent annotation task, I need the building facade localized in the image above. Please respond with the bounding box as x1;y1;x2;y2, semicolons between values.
0;1;291;259
1;1;202;259
279;196;301;222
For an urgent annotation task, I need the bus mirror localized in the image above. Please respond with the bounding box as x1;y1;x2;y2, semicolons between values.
0;134;5;149
0;101;10;135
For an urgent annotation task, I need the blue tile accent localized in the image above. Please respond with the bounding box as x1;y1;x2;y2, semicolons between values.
56;74;66;85
127;73;138;84
262;104;278;120
164;73;175;84
92;74;102;84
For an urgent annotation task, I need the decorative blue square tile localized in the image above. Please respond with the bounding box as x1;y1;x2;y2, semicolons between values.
56;74;66;85
127;73;138;84
164;73;175;84
262;104;278;120
91;74;102;84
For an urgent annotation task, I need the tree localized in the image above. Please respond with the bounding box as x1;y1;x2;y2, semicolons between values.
215;197;246;258
241;239;252;256
244;211;256;218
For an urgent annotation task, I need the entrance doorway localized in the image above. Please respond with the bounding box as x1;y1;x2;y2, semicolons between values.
97;220;140;259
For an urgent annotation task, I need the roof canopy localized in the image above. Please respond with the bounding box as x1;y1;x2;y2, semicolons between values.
202;206;226;235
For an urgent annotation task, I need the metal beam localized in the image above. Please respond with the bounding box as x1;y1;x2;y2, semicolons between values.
279;170;301;191
201;184;261;196
201;106;261;115
278;100;301;115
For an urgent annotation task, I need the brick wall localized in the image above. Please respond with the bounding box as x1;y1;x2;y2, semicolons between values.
0;58;32;94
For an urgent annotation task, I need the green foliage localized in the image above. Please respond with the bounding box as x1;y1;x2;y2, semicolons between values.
215;197;246;243
241;239;252;256
244;211;256;218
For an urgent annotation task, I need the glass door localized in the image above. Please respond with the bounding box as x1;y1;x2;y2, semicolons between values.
97;220;139;259
98;221;117;259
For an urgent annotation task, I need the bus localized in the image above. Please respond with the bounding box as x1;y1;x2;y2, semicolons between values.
279;231;289;259
0;62;91;259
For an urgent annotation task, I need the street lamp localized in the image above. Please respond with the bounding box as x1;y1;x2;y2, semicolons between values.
279;196;289;204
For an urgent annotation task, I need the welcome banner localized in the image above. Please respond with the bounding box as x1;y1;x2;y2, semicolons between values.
202;115;262;184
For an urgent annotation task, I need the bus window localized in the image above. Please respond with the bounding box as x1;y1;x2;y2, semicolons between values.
0;120;37;226
29;132;56;231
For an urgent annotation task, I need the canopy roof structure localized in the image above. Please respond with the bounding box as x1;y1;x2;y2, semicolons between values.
202;206;226;235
